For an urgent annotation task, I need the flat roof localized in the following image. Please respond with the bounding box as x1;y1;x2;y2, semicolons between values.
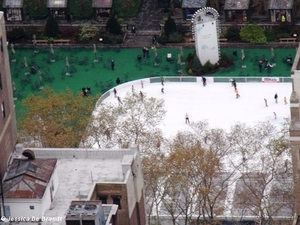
224;0;250;10
3;0;23;8
268;0;293;10
181;0;206;8
3;159;57;199
47;0;67;8
92;0;113;8
43;158;124;223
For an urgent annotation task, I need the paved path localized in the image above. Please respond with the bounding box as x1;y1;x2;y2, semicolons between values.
123;0;166;47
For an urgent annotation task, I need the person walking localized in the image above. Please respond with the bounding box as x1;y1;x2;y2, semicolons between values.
284;96;287;105
185;113;190;124
202;76;207;87
113;88;117;97
264;98;268;107
111;59;115;70
259;60;263;72
266;63;273;74
274;93;278;103
235;88;240;98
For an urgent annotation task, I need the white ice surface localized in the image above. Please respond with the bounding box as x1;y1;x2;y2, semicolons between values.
101;81;292;138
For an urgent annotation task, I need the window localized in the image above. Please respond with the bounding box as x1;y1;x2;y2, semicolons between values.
1;102;5;118
98;195;107;204
112;196;121;209
29;206;34;210
0;73;2;90
0;37;3;52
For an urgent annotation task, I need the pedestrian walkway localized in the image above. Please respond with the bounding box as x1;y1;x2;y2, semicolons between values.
123;0;166;47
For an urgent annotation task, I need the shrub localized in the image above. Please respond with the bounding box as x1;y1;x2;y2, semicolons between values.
168;32;183;43
7;28;26;42
201;61;214;74
157;35;168;45
78;23;99;43
68;0;94;19
24;0;48;19
114;0;141;17
225;26;241;41
264;29;278;42
106;17;122;35
59;26;80;39
239;24;267;43
45;16;59;38
100;33;123;44
219;52;234;67
164;16;177;37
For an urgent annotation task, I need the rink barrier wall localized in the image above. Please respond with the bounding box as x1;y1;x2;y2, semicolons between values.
95;76;292;106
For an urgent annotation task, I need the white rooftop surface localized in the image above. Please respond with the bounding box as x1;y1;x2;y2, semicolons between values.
100;81;292;139
43;158;124;224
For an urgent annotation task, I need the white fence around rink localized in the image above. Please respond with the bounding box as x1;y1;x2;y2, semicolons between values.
95;76;292;107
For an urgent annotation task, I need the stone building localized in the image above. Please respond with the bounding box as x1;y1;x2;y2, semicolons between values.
289;43;300;224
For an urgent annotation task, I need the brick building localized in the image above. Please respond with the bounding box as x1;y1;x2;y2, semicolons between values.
0;11;17;179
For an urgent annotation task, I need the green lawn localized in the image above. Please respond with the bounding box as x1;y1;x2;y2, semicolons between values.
10;47;295;119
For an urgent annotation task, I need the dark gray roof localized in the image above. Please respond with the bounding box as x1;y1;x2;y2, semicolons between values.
224;0;250;10
3;0;23;8
268;0;293;10
92;0;113;8
182;0;206;8
47;0;67;8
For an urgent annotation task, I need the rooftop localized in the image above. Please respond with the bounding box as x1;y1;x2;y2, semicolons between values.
3;159;57;199
3;0;23;8
181;0;206;9
92;0;112;8
224;0;250;10
47;0;67;8
268;0;293;10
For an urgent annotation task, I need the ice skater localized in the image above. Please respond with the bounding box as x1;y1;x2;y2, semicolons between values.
231;79;236;87
113;88;117;97
117;96;123;105
161;87;164;94
141;80;144;88
284;96;287;105
264;98;268;107
132;85;135;93
274;93;278;103
202;76;207;87
185;113;190;124
273;112;277;119
235;88;240;98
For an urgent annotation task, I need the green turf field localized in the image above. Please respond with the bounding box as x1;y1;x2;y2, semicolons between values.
10;47;295;118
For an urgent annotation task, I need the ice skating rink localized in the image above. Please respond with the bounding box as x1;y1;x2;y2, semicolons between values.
101;81;292;138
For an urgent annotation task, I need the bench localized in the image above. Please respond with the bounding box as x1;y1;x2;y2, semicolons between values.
33;40;48;45
220;38;228;42
279;37;297;42
53;39;70;45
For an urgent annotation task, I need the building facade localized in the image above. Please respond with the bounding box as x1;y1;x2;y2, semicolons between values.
0;11;17;178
